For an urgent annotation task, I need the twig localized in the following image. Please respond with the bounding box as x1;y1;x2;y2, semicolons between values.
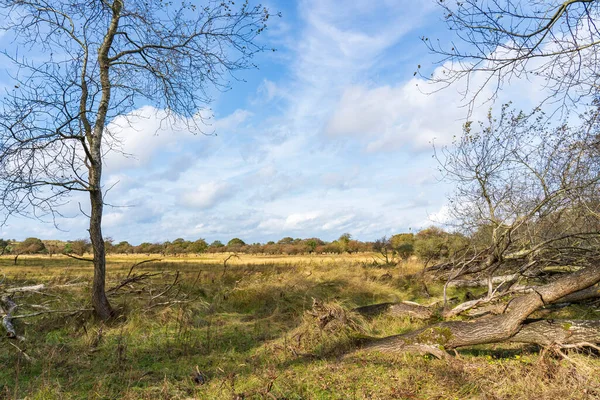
12;308;93;319
145;300;191;310
562;342;600;352
8;342;33;362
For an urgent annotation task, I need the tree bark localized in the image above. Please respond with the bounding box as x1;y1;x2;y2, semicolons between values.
89;189;113;320
509;319;600;346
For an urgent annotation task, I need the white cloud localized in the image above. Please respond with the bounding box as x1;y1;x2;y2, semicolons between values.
103;106;252;174
426;205;452;226
325;82;465;151
180;181;233;210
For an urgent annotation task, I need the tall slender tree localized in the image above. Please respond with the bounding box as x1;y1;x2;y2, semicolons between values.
0;0;273;319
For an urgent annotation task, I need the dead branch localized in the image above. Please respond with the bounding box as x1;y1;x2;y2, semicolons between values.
8;342;34;362
145;300;192;310
222;254;240;278
11;308;92;319
446;274;519;288
5;284;45;293
1;295;18;338
62;253;94;262
150;271;180;301
126;259;162;278
107;272;161;294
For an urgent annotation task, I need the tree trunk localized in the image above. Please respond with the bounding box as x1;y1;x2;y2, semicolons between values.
361;263;600;353
86;0;122;321
509;319;600;346
90;188;113;320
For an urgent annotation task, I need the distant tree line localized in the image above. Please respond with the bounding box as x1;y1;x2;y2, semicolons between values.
0;228;468;263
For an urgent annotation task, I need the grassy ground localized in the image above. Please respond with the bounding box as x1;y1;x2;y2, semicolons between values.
1;254;599;399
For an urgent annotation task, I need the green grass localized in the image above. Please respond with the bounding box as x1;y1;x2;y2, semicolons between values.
1;255;599;399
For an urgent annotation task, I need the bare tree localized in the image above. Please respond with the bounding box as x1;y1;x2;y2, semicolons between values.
423;0;600;111
438;104;600;288
322;0;600;357
0;0;273;319
345;106;600;355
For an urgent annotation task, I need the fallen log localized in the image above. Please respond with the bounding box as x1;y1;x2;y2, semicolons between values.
361;263;600;353
354;282;600;323
558;284;600;303
5;284;45;293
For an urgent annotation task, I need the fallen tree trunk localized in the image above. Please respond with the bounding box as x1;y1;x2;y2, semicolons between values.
361;263;600;353
509;319;600;346
356;283;600;322
558;284;600;303
464;284;600;317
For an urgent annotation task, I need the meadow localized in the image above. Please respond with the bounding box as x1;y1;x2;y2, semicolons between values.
1;254;599;399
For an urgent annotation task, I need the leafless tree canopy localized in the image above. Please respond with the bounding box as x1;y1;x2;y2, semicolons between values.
437;105;600;288
425;0;600;110
0;0;273;318
0;0;270;220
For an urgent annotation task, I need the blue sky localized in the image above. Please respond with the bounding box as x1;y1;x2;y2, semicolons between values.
0;1;541;244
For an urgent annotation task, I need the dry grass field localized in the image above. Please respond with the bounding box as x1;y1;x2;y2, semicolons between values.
1;254;599;399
